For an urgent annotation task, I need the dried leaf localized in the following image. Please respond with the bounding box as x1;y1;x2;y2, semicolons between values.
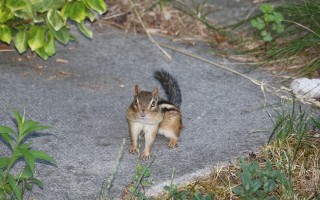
56;58;69;64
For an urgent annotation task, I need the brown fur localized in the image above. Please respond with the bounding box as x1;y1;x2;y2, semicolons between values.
126;85;182;160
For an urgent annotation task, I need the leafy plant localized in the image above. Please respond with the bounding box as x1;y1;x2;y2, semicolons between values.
164;168;214;200
0;110;56;200
0;0;107;60
127;159;155;200
268;102;309;148
251;3;285;42
191;192;214;200
232;159;288;200
163;168;188;200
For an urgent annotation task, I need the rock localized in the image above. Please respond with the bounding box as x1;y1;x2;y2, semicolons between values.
291;78;320;99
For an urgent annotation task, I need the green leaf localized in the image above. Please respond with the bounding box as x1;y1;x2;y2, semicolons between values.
41;0;65;12
44;31;56;56
0;125;15;135
263;179;276;192
141;180;150;187
14;30;28;54
275;23;284;33
8;174;22;200
29;177;44;188
232;187;242;195
249;161;261;176
251;17;265;30
18;147;36;174
14;10;33;20
47;9;66;31
86;7;95;22
0;157;10;169
205;194;215;200
12;111;23;135
60;2;72;20
35;47;49;60
20;164;33;179
260;4;274;13
77;22;93;39
0;190;5;200
21;119;52;137
273;12;284;23
261;30;273;42
0;132;14;149
0;25;12;44
250;179;262;192
29;150;56;164
264;14;275;23
144;168;151;177
29;0;43;11
18;143;31;150
240;173;251;190
0;8;14;23
68;1;86;23
86;0;107;15
51;26;70;45
28;26;46;51
6;0;27;12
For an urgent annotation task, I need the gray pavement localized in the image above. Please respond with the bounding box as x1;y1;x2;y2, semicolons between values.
0;24;280;199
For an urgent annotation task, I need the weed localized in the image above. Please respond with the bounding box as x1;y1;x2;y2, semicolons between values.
99;138;126;200
243;1;320;76
232;159;288;200
251;3;285;42
163;168;215;200
0;110;56;200
163;168;189;199
126;157;155;200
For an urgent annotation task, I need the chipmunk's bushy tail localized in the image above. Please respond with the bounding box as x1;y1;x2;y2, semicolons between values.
154;70;182;108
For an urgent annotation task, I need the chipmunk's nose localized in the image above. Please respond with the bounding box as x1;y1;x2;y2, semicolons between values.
140;110;146;117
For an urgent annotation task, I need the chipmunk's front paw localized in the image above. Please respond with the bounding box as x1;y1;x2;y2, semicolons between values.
129;146;137;154
140;151;150;161
168;139;178;148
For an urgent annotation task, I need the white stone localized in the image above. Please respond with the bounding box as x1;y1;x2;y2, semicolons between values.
291;78;320;99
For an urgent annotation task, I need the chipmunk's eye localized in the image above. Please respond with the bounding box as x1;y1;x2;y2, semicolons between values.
151;101;155;107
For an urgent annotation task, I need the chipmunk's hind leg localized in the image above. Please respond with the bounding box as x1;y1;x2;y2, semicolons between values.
158;127;178;148
158;111;182;148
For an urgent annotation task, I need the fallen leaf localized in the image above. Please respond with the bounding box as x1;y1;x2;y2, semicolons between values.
56;58;69;64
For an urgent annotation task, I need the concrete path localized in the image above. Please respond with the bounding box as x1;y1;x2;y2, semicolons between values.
0;24;279;199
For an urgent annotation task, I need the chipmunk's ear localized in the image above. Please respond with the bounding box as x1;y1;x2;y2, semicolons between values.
135;85;141;94
152;87;159;97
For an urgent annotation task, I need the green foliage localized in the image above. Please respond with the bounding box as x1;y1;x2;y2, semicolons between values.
0;0;107;60
268;102;309;146
232;159;288;200
164;168;214;200
127;160;155;200
251;3;284;42
0;110;56;200
191;192;215;200
264;1;320;76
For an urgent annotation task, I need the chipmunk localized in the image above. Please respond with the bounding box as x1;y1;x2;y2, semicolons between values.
126;70;182;160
